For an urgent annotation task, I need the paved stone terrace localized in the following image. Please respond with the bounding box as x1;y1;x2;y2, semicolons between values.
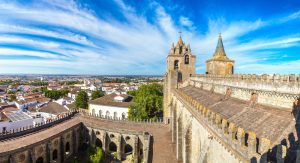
0;116;81;154
180;86;297;144
0;114;177;163
79;116;177;163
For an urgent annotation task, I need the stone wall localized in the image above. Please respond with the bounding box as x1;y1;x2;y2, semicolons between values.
170;88;290;163
0;123;81;163
190;74;300;109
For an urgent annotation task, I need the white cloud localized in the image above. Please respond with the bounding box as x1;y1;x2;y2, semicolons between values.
179;16;193;27
0;0;299;74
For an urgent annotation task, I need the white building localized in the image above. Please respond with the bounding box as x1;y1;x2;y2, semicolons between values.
89;93;133;119
0;111;33;133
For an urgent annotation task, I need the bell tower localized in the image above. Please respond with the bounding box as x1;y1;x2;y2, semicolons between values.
163;36;196;118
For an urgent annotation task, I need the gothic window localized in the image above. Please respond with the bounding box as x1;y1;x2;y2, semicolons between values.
174;60;179;70
179;46;182;54
65;142;70;154
113;112;117;119
122;112;126;119
184;55;189;64
92;109;95;115
99;110;102;117
52;149;58;161
178;72;182;83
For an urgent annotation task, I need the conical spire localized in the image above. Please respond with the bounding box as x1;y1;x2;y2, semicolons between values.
177;36;184;46
213;33;229;60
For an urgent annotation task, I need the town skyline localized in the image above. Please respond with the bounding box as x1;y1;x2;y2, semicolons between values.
0;0;300;75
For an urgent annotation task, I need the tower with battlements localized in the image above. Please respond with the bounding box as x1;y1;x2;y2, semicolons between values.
206;34;235;75
163;36;196;118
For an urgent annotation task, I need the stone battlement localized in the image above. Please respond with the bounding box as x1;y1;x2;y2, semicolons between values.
190;74;300;109
192;74;300;93
173;88;288;162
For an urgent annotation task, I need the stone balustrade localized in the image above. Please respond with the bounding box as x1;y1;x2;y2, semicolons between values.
173;89;287;162
191;74;300;94
190;74;300;109
0;111;77;141
192;74;300;83
78;109;167;124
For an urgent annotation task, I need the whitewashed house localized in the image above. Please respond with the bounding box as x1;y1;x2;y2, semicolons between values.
89;93;133;119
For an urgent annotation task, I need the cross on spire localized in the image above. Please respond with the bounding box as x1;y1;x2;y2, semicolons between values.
179;30;182;37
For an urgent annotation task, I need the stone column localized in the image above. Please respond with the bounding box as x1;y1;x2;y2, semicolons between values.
117;135;122;160
247;132;256;154
276;145;286;163
29;149;35;163
236;128;245;146
47;143;52;163
60;136;65;162
228;123;236;140
102;132;107;153
134;136;139;163
73;129;77;155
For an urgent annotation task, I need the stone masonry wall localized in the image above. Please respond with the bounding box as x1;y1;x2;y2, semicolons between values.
190;74;300;109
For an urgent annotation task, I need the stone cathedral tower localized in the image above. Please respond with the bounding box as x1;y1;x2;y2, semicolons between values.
163;36;196;118
206;34;234;75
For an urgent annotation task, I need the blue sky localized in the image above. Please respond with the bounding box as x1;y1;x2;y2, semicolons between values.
0;0;300;75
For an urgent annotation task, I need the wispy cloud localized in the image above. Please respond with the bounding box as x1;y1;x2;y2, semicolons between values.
0;0;299;74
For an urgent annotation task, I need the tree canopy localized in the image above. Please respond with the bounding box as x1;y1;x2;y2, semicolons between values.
43;89;69;100
128;83;163;120
75;91;89;109
91;90;105;100
86;145;104;163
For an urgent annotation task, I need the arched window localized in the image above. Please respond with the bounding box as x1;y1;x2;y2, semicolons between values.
52;149;58;161
184;55;189;64
36;157;43;163
99;110;102;117
95;138;102;148
106;111;110;118
113;112;117;119
174;60;179;70
92;109;95;115
178;72;182;83
109;142;117;152
65;142;70;155
122;112;126;119
124;144;133;155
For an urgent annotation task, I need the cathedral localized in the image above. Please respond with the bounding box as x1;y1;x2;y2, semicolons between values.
164;34;300;162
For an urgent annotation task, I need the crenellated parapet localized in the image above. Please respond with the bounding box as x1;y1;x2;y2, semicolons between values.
190;74;300;109
172;88;288;162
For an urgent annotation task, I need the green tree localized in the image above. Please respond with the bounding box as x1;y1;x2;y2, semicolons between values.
128;83;163;120
86;145;104;163
91;90;105;100
43;89;69;100
75;91;89;109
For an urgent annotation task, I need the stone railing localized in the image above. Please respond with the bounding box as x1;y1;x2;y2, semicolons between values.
190;74;300;109
191;74;300;94
78;109;167;124
192;74;300;82
173;89;288;162
0;111;78;141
